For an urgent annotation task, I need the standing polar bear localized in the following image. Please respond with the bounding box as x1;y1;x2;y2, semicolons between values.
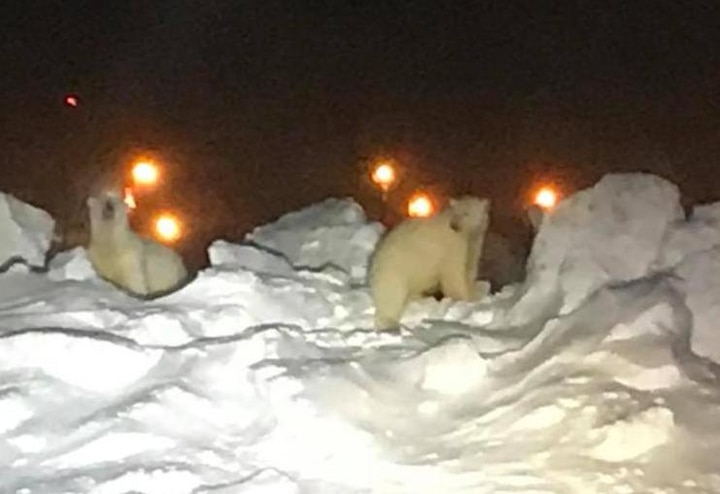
368;195;491;330
86;190;188;297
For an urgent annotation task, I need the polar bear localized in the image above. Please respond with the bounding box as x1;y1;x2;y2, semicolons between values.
368;195;491;330
86;190;188;297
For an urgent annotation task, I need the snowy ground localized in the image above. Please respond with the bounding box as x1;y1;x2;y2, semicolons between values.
3;174;720;493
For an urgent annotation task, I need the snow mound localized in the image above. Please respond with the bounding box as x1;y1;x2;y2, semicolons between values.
500;172;720;366
654;201;720;270
0;193;55;271
208;240;297;278
653;200;720;365
672;250;720;364
506;173;684;324
241;197;384;283
47;246;96;281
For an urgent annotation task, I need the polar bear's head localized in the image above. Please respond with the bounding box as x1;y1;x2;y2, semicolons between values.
87;190;130;234
447;196;490;234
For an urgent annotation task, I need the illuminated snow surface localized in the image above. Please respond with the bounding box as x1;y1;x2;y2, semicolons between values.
3;173;720;493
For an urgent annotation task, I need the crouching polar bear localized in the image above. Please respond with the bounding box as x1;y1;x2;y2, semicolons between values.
368;195;491;330
86;190;189;297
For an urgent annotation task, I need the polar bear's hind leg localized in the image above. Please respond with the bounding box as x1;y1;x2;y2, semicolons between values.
439;260;473;301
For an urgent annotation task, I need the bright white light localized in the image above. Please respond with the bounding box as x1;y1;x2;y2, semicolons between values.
155;214;182;242
407;192;435;218
371;163;396;191
132;161;159;186
534;186;558;209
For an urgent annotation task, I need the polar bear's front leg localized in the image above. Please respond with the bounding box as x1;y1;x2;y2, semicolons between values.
465;231;487;301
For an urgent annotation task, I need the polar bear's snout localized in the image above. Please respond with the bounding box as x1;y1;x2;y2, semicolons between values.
101;199;117;220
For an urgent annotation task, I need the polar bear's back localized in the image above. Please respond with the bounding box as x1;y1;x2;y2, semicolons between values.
370;215;463;288
88;241;129;286
89;235;187;296
140;239;188;293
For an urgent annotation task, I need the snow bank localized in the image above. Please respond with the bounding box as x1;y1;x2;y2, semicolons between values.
46;246;96;281
6;174;720;492
654;201;720;269
208;240;297;278
505;173;684;324
650;202;720;363
0;193;55;271
235;197;383;283
501;173;720;366
671;249;720;364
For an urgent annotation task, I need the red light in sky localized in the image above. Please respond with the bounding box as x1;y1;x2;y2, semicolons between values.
64;94;79;107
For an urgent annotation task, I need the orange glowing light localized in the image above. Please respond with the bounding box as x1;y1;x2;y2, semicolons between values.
123;187;136;210
371;162;397;191
534;186;558;209
131;161;159;186
407;192;435;218
154;213;182;243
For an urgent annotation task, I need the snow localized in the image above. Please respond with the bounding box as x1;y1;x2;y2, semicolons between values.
505;173;684;326
241;197;384;284
3;172;720;493
0;192;55;271
47;246;96;281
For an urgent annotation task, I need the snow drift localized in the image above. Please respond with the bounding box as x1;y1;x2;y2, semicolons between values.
2;173;720;493
0;192;55;271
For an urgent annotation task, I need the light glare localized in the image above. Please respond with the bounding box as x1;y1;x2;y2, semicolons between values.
123;187;136;210
534;187;558;209
371;163;396;191
132;161;159;186
154;214;182;243
64;94;79;107
408;192;435;218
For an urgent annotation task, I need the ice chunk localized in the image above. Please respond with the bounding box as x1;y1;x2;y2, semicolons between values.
0;192;55;271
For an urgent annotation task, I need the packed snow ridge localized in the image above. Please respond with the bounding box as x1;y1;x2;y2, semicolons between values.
2;173;720;493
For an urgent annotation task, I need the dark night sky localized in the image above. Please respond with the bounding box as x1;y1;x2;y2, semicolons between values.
2;1;720;266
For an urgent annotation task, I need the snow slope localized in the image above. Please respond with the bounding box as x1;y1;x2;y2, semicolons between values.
2;173;720;493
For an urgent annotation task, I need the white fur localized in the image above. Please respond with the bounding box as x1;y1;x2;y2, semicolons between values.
368;196;490;330
86;191;188;297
